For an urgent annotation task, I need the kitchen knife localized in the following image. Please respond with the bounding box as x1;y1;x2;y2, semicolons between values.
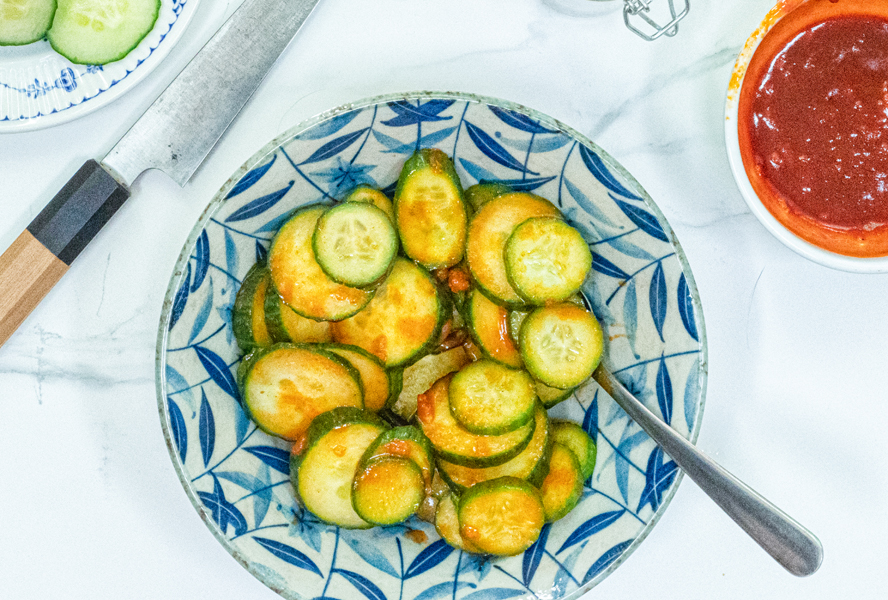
0;0;320;348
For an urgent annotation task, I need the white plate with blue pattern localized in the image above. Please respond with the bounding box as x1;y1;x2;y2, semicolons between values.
0;0;198;132
156;91;708;600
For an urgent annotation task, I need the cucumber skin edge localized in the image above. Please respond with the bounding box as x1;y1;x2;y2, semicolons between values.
232;263;270;353
236;344;368;441
46;0;161;66
393;149;468;270
0;0;57;47
290;407;389;474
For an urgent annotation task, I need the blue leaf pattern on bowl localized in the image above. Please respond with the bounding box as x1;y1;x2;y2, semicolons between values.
226;181;295;223
168;397;188;462
464;121;537;174
157;93;707;600
199;388;216;466
228;156;279;199
521;523;550;586
192;230;210;292
578;145;642;201
677;273;699;342
655;356;673;425
254;537;324;577
489;106;559;135
243;446;291;475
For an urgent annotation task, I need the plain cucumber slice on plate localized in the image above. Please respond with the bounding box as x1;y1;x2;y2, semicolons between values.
47;0;160;65
0;0;56;46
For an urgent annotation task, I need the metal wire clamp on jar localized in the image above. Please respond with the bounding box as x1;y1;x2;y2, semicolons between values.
603;0;691;41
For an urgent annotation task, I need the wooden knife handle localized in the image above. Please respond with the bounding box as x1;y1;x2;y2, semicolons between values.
0;160;130;347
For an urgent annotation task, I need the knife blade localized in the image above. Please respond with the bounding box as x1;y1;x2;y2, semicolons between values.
0;0;320;348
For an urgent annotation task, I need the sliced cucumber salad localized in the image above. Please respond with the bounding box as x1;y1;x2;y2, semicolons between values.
231;149;606;555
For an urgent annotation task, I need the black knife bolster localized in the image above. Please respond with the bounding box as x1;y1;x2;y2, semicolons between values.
27;159;131;266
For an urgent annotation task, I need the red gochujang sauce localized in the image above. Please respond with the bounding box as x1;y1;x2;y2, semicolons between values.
738;0;888;257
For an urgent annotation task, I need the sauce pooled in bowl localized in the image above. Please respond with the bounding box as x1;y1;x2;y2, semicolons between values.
738;0;888;257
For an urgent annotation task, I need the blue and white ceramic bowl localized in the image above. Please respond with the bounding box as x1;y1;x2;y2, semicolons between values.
0;0;198;132
156;91;708;600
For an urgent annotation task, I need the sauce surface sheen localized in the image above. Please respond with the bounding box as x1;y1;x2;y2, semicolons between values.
739;1;888;256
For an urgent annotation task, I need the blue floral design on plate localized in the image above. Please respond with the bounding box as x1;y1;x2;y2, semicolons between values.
156;91;708;600
0;0;197;131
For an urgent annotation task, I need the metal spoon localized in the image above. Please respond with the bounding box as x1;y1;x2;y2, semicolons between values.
593;366;824;577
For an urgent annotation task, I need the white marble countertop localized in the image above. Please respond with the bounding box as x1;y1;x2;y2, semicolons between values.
1;0;886;598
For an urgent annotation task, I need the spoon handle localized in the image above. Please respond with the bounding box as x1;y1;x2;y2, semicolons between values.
593;366;823;577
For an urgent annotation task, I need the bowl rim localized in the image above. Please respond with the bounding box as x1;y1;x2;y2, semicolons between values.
724;1;888;274
154;89;710;600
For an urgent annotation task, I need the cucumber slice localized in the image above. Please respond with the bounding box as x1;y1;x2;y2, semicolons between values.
343;185;395;222
457;477;545;556
535;380;575;409
386;368;405;411
438;403;551;494
352;456;425;525
47;0;160;65
466;192;561;308
313;203;398;288
551;420;597;481
264;275;332;344
509;294;586;348
331;257;447;368
394;149;468;269
509;295;585;347
294;408;388;529
237;344;364;441
390;346;469;420
0;0;56;46
416;374;535;468
466;288;523;368
359;425;434;488
540;443;584;522
507;308;528;347
448;360;536;436
519;303;604;389
435;493;482;553
320;344;392;412
269;205;373;321
232;264;273;352
505;217;592;305
464;182;512;212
